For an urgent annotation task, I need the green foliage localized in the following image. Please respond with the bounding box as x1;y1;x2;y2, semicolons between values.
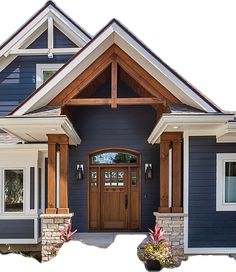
137;224;180;269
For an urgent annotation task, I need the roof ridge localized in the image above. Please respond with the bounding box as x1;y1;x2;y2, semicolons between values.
0;1;91;50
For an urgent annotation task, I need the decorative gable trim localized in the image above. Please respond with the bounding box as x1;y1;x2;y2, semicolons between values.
0;1;91;72
11;19;222;116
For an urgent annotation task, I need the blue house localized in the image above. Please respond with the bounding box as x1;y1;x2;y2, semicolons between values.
0;1;235;261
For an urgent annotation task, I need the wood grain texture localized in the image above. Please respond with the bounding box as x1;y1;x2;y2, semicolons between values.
172;138;183;213
111;55;118;108
49;44;181;109
49;46;114;105
67;97;165;106
101;167;128;230
159;139;171;213
59;136;69;213
46;141;57;214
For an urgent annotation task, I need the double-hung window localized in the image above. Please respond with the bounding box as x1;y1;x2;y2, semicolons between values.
36;63;63;88
216;153;236;211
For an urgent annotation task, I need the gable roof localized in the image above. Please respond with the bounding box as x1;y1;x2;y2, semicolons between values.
11;19;222;116
0;1;91;72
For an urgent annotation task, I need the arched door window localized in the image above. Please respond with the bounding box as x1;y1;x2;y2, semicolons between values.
90;150;138;165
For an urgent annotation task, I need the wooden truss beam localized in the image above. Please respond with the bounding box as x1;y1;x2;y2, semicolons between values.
50;46;115;105
111;54;118;108
66;97;165;106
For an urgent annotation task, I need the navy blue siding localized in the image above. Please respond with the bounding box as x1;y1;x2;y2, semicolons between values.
28;27;77;49
30;167;35;210
189;136;236;247
0;220;34;239
68;83;159;232
0;28;76;116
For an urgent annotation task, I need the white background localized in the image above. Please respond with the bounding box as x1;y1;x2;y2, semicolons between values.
0;0;236;271
1;0;236;111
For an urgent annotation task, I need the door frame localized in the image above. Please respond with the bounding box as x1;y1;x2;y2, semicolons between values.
88;148;141;231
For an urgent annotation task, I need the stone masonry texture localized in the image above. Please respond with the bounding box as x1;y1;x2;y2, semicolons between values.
154;213;185;258
41;214;73;262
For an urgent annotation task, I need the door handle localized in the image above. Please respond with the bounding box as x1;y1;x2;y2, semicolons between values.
125;195;128;209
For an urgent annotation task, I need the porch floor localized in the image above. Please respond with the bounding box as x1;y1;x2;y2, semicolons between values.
73;232;148;248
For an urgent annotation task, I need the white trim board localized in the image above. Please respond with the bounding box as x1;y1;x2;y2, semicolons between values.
216;153;236;211
12;21;221;116
148;114;235;144
0;2;91;72
185;248;236;254
36;63;63;88
0;116;81;145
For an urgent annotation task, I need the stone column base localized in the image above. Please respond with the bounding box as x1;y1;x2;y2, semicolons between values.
154;212;186;259
40;213;74;262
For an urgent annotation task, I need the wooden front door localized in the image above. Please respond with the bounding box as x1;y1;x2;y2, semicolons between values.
101;167;128;230
89;149;140;231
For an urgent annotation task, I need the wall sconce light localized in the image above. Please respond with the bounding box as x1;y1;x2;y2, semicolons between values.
145;163;153;179
76;164;84;180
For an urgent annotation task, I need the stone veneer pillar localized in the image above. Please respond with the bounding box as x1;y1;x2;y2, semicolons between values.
154;212;186;258
40;213;74;262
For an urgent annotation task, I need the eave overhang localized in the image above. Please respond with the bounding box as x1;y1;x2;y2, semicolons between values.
148;113;235;144
0;116;80;145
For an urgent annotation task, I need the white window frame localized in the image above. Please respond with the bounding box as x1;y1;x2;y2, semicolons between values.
216;153;236;211
2;168;26;214
36;63;63;88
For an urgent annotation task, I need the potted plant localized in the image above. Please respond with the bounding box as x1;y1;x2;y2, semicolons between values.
60;224;77;242
137;224;180;271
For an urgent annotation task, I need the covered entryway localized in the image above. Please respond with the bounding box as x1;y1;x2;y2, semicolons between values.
89;149;140;231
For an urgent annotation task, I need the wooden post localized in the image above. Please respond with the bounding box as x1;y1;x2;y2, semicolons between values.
159;139;171;213
46;136;57;214
46;134;70;214
172;137;183;213
111;54;118;108
58;135;69;214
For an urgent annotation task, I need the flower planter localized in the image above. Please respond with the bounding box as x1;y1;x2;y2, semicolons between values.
144;260;162;271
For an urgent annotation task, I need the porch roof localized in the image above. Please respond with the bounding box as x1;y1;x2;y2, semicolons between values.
148;113;236;144
0;115;80;145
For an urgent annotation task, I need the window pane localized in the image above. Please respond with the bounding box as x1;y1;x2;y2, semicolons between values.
43;71;56;83
225;162;236;203
4;169;23;212
91;152;137;164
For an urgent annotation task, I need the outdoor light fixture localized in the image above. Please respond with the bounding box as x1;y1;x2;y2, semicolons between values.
145;163;153;179
76;164;84;180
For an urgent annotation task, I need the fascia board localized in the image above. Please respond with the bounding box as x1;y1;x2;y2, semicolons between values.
0;116;67;126
13;26;115;116
148;114;235;144
0;116;80;145
0;7;50;56
112;23;217;113
0;144;48;150
49;8;89;45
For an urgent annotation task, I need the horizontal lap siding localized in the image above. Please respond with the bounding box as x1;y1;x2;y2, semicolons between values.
189;136;236;247
0;220;34;239
68;87;159;231
0;28;76;116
